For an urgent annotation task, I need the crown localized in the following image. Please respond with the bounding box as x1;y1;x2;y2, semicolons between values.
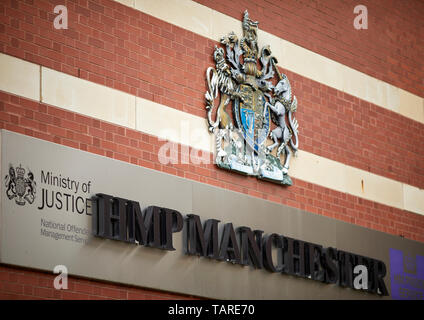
16;165;25;178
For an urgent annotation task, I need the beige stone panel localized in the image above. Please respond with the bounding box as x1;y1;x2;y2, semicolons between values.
211;10;243;45
363;74;402;115
115;0;134;7
364;75;381;107
342;67;368;105
136;97;214;152
135;0;213;39
345;166;404;210
0;53;40;101
403;184;424;216
257;30;283;61
314;58;344;91
282;41;344;91
41;68;136;129
399;89;424;123
364;77;392;113
280;41;314;81
289;150;346;193
385;82;400;114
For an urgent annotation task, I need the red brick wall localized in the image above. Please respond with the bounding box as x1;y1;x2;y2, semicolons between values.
195;0;424;98
1;0;423;189
0;264;199;299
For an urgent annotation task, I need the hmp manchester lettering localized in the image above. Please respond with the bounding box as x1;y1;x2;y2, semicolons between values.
92;193;389;296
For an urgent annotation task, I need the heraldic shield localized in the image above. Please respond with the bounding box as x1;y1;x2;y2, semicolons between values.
5;164;36;206
234;84;270;153
205;10;299;186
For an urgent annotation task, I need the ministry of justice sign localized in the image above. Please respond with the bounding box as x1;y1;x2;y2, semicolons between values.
1;130;424;299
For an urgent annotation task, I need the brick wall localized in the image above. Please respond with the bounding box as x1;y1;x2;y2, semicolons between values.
0;264;199;299
195;0;424;98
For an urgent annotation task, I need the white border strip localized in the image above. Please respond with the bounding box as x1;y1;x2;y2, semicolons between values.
115;0;424;124
0;53;423;216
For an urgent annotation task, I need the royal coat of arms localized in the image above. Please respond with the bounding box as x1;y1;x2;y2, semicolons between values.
4;164;36;205
205;10;299;185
